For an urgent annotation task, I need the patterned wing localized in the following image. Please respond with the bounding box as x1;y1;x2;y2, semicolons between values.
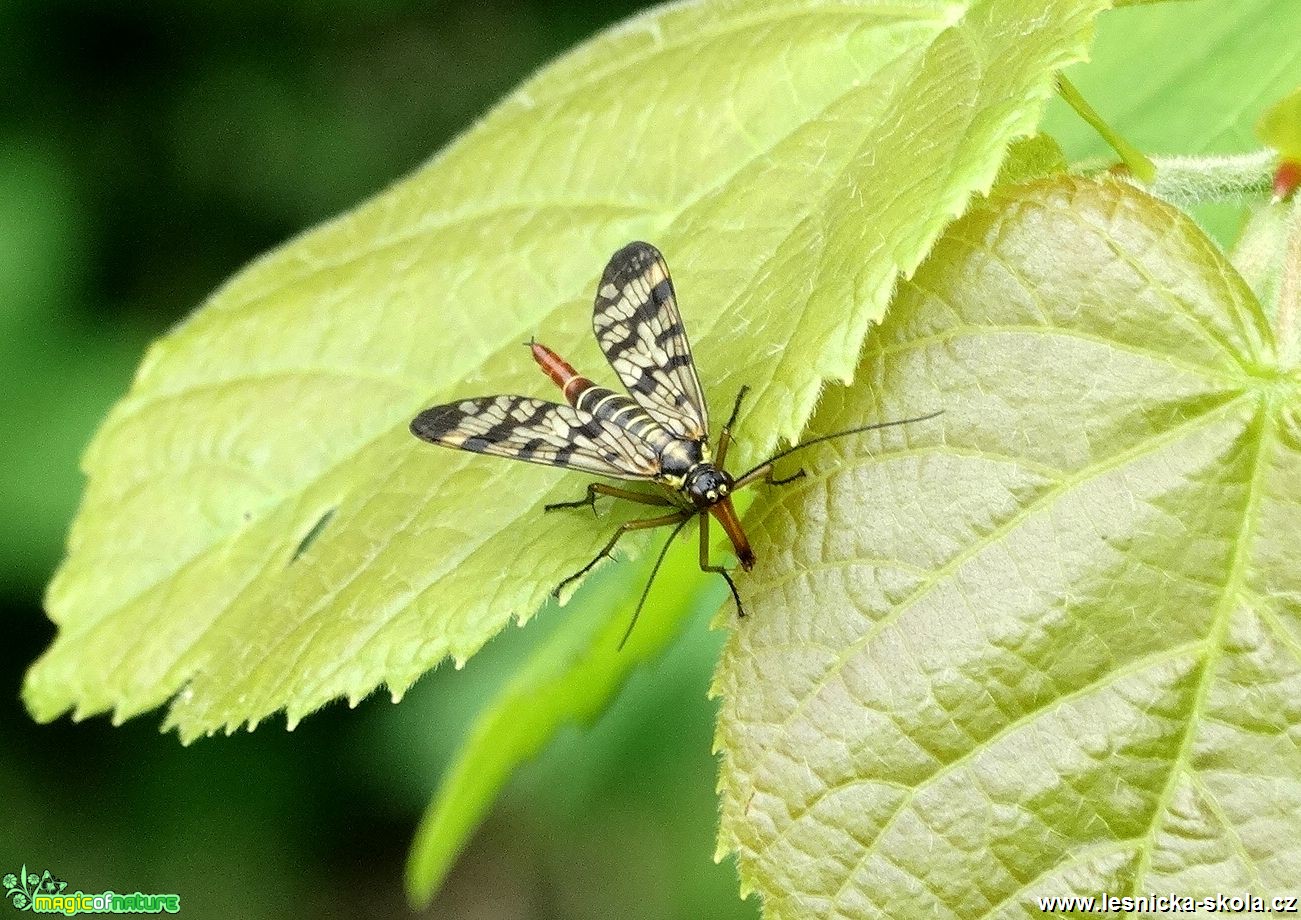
592;242;709;441
410;395;661;480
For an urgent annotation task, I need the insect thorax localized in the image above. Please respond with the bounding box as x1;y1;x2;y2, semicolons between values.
658;437;705;477
658;436;716;500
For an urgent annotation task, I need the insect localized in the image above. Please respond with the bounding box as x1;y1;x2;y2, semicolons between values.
411;242;939;646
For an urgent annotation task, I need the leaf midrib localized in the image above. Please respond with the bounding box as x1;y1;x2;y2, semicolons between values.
1126;399;1276;897
818;392;1272;914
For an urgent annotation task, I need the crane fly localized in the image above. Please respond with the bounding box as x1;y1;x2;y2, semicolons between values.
410;242;940;647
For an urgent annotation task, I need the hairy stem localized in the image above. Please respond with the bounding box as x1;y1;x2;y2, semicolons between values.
1142;150;1278;208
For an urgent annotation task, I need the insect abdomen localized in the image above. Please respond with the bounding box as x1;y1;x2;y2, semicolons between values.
530;340;675;446
576;385;680;452
530;341;595;405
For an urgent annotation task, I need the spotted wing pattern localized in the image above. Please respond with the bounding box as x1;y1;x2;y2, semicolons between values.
410;395;661;480
592;242;709;442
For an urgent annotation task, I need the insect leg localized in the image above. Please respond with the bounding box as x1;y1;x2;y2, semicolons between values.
698;511;745;617
552;509;691;597
732;462;807;491
544;482;673;514
715;385;750;469
618;515;693;651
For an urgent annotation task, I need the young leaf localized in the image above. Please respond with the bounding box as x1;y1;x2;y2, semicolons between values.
714;176;1300;916
405;539;712;907
1259;86;1301;203
1257;86;1301;162
25;0;1109;740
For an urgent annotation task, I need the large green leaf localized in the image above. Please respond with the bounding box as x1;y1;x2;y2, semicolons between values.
25;0;1108;740
714;176;1300;917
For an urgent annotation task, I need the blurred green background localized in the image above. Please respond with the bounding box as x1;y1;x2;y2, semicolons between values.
1;2;756;918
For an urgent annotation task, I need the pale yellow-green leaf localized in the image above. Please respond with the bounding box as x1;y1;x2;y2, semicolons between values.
714;176;1300;917
1258;86;1301;161
25;0;1109;740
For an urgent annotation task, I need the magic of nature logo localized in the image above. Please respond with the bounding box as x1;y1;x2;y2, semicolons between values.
3;867;179;915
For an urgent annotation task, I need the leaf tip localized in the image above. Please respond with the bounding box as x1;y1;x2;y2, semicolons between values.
712;839;731;864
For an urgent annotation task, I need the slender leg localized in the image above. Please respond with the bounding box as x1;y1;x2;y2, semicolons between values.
715;385;750;469
698;511;745;617
618;515;693;650
732;462;807;491
553;509;690;597
544;481;672;514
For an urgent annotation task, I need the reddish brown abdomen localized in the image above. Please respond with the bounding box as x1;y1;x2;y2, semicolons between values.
530;341;593;406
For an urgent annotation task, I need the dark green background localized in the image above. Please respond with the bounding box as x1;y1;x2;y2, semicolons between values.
1;3;757;917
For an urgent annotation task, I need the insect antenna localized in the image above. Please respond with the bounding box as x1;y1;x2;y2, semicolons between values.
618;516;693;651
735;410;943;487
